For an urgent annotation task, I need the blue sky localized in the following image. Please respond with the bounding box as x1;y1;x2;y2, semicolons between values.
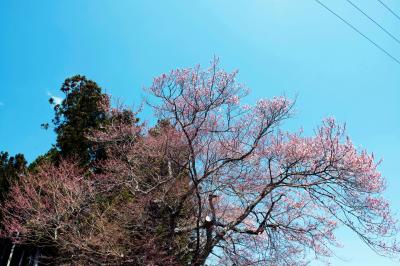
0;0;399;265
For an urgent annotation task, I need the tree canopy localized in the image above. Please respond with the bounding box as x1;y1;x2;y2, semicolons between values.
1;61;399;265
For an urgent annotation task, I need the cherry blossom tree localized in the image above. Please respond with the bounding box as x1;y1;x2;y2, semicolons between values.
146;59;399;265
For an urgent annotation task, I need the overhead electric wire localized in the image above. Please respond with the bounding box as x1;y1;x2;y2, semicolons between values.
314;0;400;65
377;0;400;22
346;0;400;45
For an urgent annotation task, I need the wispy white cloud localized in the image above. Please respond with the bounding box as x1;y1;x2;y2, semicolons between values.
47;92;63;105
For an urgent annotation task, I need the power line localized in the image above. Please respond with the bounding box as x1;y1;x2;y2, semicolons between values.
314;0;400;65
346;0;400;45
377;0;400;22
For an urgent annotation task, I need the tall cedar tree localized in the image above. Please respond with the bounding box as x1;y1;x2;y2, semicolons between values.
51;75;108;165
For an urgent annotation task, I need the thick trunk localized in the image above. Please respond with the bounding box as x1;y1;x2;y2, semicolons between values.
192;219;216;266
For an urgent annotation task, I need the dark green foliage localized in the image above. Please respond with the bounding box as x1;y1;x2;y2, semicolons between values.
51;75;109;165
44;75;140;166
0;151;26;203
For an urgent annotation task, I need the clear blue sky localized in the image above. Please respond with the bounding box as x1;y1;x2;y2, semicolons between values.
0;0;399;265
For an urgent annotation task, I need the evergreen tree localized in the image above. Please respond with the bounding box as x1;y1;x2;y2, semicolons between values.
50;75;109;165
0;152;26;203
